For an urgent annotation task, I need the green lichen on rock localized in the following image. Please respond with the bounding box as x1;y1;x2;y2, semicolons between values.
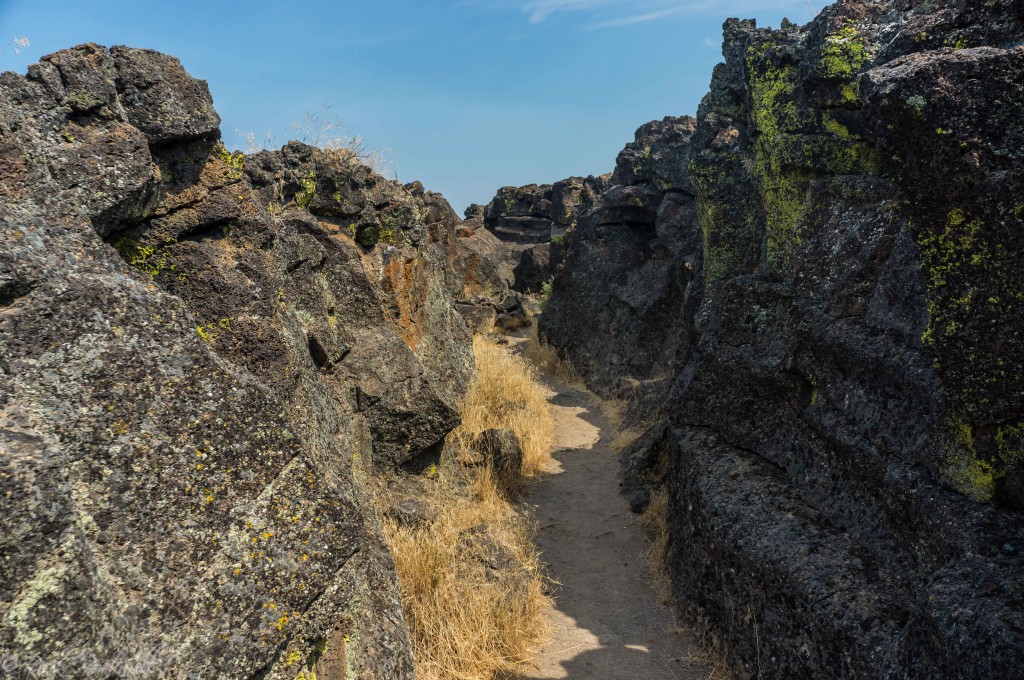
997;423;1024;467
378;207;411;245
6;563;69;648
746;40;812;270
820;114;880;173
745;35;880;275
817;26;868;106
942;417;995;502
818;26;866;79
196;318;231;344
915;205;1023;421
919;208;987;346
296;171;317;209
690;154;761;284
918;201;1024;502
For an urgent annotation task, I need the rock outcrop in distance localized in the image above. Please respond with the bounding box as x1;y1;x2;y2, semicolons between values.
462;177;609;295
0;43;478;678
536;0;1024;677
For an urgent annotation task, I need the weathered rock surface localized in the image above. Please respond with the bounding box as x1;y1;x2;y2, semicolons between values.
468;177;608;295
512;243;555;295
474;429;524;494
1;43;474;679
537;1;1024;677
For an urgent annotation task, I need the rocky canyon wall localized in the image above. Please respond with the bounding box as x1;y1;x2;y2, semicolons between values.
538;0;1024;677
0;44;474;679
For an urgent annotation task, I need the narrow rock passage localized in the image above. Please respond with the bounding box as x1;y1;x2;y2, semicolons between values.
516;368;705;680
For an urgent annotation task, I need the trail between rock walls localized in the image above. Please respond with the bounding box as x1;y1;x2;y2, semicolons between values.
511;337;707;679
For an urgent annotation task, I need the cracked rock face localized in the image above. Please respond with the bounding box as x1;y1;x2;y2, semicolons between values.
538;0;1024;677
1;43;473;679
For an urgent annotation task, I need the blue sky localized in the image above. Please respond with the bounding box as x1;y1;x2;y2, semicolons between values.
0;0;829;213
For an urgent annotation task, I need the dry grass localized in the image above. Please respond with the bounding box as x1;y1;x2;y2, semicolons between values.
382;332;556;679
453;334;555;477
383;468;550;680
685;651;737;680
522;325;583;387
682;619;739;680
639;487;672;602
640;487;736;680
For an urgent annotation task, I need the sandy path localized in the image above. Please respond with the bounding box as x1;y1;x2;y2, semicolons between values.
517;372;706;680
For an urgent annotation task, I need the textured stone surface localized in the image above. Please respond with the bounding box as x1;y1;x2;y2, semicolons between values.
1;43;474;679
475;429;524;493
512;243;554;294
538;1;1024;677
464;175;606;294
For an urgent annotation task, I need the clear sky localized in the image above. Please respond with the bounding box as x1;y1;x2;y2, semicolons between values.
0;0;829;214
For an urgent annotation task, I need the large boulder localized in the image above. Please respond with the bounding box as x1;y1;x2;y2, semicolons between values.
512;243;553;294
475;429;524;494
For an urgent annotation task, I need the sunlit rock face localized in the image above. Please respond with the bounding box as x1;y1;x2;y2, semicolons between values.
539;0;1024;676
0;43;476;679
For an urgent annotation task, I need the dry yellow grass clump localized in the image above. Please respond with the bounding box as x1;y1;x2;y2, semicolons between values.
384;469;549;680
382;332;556;680
454;333;555;477
522;325;584;388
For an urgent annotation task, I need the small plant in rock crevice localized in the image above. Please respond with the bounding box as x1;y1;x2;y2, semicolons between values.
539;276;554;306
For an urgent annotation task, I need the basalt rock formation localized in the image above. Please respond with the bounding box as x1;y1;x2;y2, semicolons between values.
1;43;473;678
538;0;1024;677
474;177;608;294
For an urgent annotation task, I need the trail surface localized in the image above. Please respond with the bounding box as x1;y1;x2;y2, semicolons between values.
517;368;705;680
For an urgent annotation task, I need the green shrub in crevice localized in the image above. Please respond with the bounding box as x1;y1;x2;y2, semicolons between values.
217;144;245;182
295;171;317;210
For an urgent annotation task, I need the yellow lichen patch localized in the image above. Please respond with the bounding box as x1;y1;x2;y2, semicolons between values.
217;144;245;181
943;418;994;502
196;318;232;344
997;423;1024;466
817;26;866;79
114;238;185;281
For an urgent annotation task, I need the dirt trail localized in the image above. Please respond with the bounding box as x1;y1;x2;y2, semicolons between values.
516;367;706;680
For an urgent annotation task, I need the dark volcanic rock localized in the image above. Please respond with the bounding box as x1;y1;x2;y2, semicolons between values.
540;119;702;399
0;43;474;679
474;429;524;493
455;222;515;299
470;176;608;296
482;176;608;246
537;1;1024;678
512;243;554;294
110;46;221;144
